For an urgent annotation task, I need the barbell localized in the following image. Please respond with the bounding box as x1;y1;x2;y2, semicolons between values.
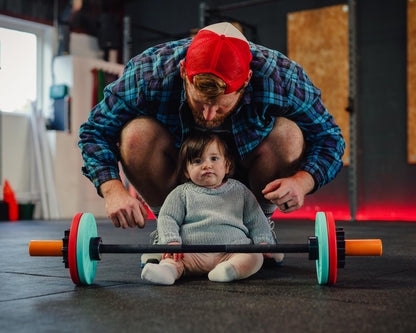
28;211;382;286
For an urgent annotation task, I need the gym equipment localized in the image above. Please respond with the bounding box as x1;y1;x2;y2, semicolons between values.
29;212;382;286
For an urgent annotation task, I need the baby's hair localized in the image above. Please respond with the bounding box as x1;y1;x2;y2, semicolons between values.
176;132;234;183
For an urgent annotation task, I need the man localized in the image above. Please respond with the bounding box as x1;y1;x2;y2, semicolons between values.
79;22;345;231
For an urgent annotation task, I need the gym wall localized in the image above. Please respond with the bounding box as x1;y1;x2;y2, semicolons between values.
1;0;414;221
126;0;415;221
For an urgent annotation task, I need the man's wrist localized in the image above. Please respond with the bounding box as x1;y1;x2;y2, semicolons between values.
294;171;315;195
100;179;125;198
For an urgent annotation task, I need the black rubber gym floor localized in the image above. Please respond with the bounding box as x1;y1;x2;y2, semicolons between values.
1;217;415;333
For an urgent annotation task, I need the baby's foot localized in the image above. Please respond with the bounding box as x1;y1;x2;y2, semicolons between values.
208;262;237;282
141;263;177;285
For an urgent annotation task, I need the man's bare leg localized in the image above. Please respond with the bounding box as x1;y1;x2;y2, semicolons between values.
242;117;305;264
120;117;179;265
120;117;178;208
242;117;305;208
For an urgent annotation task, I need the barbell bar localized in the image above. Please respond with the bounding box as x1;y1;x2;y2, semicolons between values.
29;212;382;286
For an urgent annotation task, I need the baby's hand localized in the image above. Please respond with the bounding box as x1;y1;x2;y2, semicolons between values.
162;242;184;261
259;242;273;259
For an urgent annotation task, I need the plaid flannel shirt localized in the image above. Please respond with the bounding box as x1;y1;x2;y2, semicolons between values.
78;37;345;195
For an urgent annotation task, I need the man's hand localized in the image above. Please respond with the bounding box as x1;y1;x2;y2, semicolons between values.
101;179;148;228
262;171;315;213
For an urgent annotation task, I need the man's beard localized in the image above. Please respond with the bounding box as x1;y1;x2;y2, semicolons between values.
190;107;229;128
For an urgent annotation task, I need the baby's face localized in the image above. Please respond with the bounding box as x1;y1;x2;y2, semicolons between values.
185;140;230;188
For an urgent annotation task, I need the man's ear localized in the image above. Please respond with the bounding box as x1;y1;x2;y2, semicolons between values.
180;60;186;79
244;70;253;88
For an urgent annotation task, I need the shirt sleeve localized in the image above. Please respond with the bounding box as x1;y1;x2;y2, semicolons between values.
78;58;148;195
280;62;345;192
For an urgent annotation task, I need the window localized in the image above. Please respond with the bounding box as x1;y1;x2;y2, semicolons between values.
0;14;53;114
0;27;37;113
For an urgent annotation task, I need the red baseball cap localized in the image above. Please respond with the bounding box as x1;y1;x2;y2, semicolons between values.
185;22;252;94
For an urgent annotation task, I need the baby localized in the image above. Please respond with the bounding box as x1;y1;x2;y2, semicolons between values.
141;132;276;285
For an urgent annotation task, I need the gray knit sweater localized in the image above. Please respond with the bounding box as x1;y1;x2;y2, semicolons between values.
157;179;275;245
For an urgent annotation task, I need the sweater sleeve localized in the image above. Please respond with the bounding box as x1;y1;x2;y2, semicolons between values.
241;185;275;244
157;186;186;244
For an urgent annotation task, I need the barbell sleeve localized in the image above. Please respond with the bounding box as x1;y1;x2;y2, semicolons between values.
345;239;382;256
29;240;63;256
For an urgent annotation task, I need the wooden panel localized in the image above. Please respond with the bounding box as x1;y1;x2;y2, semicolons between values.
408;0;416;163
287;5;350;165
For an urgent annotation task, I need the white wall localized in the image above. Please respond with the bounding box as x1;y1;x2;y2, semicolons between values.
0;112;37;203
52;55;123;219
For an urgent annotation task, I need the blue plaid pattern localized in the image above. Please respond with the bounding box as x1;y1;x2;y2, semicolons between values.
78;38;345;195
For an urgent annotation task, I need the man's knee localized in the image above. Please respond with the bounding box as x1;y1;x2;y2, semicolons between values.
120;117;175;161
243;117;304;182
119;117;178;205
262;117;304;164
121;117;164;154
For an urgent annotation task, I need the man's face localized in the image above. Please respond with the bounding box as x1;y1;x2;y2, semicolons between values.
185;80;242;128
180;60;251;129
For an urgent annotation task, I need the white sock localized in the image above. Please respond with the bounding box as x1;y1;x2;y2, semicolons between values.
273;253;285;264
141;263;177;285
208;262;237;282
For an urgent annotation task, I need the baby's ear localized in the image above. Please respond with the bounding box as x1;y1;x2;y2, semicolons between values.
229;158;236;177
225;160;232;176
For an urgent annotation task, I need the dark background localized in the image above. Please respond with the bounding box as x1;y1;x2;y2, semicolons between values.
1;0;414;221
